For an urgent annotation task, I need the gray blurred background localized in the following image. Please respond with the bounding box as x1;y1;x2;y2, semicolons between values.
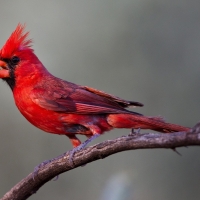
0;1;200;200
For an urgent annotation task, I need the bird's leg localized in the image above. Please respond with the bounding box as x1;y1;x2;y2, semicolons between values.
69;133;100;165
33;134;100;179
68;134;82;147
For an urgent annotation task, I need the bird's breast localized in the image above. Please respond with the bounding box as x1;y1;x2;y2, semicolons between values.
13;87;66;134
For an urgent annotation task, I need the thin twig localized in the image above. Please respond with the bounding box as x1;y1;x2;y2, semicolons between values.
1;123;199;200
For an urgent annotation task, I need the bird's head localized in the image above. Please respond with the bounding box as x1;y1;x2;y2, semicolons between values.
0;24;45;90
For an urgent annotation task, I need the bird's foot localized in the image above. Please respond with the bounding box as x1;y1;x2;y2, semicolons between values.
33;159;52;180
33;154;64;180
129;128;141;136
33;134;100;179
69;134;100;166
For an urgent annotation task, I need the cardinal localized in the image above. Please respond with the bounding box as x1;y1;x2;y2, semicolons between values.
0;24;189;163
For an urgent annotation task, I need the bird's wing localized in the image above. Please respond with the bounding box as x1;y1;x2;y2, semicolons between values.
83;86;143;108
30;81;142;115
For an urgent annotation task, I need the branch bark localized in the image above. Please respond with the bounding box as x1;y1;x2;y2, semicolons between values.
1;123;200;200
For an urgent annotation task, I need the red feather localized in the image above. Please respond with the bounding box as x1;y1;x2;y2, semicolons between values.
0;24;190;152
0;24;32;58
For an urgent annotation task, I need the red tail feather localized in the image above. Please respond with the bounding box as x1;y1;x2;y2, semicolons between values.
107;114;189;132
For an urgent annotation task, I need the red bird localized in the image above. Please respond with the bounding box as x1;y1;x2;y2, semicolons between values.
0;24;189;159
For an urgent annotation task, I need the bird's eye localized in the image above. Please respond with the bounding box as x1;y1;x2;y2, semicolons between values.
11;56;20;65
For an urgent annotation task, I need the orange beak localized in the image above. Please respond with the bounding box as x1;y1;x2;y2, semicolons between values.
0;60;9;78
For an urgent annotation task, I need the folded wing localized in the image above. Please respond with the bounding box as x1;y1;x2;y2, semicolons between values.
30;80;143;115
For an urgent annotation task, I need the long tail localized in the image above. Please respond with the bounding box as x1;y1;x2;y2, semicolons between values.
107;113;190;133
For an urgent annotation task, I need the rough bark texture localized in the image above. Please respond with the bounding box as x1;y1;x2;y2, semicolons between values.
1;123;200;200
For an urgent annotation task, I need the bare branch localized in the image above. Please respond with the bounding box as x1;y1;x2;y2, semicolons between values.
1;123;200;200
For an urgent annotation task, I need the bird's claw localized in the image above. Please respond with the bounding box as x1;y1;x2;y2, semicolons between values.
69;147;82;166
172;148;182;156
129;128;141;135
33;159;52;180
33;134;101;179
69;134;100;166
33;155;64;180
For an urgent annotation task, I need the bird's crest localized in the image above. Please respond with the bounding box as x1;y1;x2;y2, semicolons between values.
0;23;33;58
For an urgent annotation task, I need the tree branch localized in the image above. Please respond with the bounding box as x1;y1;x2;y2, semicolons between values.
1;122;200;200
